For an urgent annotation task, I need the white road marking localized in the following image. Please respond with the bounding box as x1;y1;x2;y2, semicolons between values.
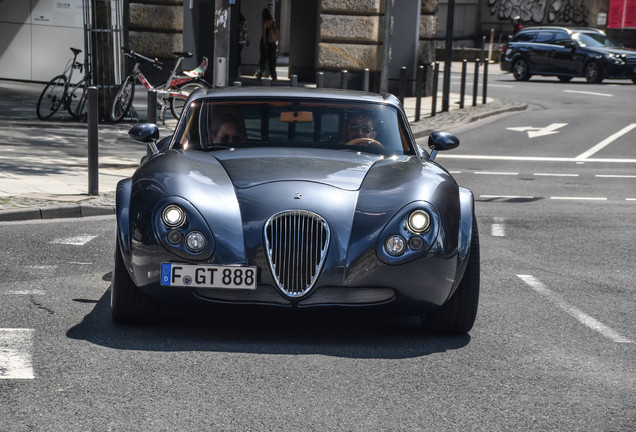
437;155;636;163
534;173;579;177
480;195;535;200
517;275;632;344
627;198;636;201
0;329;35;379
491;217;506;237
50;235;98;246
595;174;636;178
475;171;518;176
550;196;607;201
507;123;567;138
575;124;636;160
564;89;613;97
7;290;45;295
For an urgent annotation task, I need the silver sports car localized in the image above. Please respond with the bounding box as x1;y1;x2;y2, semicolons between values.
112;87;479;334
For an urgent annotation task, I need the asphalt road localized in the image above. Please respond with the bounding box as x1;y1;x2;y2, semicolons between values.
1;71;634;431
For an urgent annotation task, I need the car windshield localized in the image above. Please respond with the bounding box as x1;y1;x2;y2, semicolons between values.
573;32;622;48
171;98;414;156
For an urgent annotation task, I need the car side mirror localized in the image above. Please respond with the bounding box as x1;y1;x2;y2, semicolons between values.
428;132;459;160
565;41;576;49
129;123;160;155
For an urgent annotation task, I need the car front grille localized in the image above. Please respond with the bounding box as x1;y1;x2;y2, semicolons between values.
264;210;330;298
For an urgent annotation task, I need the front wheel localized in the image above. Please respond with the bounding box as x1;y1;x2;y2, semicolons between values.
111;236;161;324
170;81;206;119
584;61;603;84
512;58;531;81
110;76;135;123
67;78;88;120
36;75;67;120
421;218;480;334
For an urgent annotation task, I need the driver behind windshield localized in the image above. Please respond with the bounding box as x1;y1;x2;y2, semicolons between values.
346;114;377;141
212;115;246;144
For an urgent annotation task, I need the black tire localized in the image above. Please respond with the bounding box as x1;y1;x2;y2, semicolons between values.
111;235;160;324
421;218;480;334
67;78;87;120
512;58;531;81
110;76;135;123
36;74;67;120
558;76;573;82
169;81;206;119
584;61;603;84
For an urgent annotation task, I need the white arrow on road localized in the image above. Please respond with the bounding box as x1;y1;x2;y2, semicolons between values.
507;123;567;138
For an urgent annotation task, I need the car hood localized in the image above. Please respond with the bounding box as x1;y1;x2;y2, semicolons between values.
586;46;636;56
211;147;385;190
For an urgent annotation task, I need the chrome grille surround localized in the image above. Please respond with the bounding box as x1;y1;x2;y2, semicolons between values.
264;210;330;298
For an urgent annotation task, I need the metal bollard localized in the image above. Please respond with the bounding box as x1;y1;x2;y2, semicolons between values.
363;68;370;92
88;86;98;196
460;59;467;109
147;89;157;124
398;66;406;105
431;62;440;117
291;74;298;87
316;71;324;88
415;65;424;122
341;70;349;89
482;60;489;104
473;59;480;107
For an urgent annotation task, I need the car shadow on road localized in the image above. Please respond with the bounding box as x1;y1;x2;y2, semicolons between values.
66;288;471;359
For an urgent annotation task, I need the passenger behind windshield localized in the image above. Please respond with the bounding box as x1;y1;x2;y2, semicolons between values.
212;115;246;144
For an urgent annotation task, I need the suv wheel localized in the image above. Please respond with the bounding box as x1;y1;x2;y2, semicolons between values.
584;61;603;84
512;58;531;81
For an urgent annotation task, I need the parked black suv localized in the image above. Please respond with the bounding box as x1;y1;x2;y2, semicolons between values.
501;26;636;83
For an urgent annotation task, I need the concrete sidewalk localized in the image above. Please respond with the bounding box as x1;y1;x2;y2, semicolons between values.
0;72;526;221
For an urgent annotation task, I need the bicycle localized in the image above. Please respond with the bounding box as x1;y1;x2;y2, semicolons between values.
36;47;89;121
110;48;209;123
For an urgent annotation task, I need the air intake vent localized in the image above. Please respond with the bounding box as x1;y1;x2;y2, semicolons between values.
264;210;330;298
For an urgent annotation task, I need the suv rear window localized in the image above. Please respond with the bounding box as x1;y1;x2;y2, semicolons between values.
512;32;534;43
533;31;554;43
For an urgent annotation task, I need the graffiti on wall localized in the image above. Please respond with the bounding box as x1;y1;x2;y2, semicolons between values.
488;0;590;26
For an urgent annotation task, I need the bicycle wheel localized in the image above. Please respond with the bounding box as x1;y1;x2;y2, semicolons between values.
111;75;135;123
37;74;67;120
170;81;206;119
67;77;88;120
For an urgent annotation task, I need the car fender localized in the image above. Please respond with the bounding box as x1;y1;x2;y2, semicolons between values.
451;187;475;294
115;177;133;260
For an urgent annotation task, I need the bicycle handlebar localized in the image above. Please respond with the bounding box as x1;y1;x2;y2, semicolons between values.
120;47;164;69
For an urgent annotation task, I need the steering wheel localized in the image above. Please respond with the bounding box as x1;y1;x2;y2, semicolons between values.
345;137;383;149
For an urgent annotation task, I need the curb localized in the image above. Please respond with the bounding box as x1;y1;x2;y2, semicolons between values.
0;205;115;222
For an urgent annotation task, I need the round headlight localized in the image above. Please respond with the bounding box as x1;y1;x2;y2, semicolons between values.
408;236;424;251
162;205;186;228
407;210;431;233
185;231;206;252
385;235;406;256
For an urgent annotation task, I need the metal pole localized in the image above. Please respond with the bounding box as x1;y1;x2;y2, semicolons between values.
459;59;467;109
415;65;423;122
290;74;298;87
398;66;406;105
363;68;370;92
482;60;489;104
341;70;348;89
88;86;98;196
472;59;480;107
147;89;157;124
316;71;324;88
431;62;439;117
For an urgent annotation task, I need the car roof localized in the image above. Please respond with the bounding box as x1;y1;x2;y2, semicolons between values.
518;26;605;35
189;86;402;109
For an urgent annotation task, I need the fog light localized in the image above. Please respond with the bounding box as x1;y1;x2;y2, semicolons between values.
385;235;406;256
167;230;182;245
162;205;186;227
407;210;430;233
408;236;424;251
185;231;206;252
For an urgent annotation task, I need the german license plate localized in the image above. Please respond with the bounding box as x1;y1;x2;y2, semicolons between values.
160;263;257;289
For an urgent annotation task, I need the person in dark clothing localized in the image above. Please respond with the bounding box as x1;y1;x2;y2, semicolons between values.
255;8;277;80
512;16;524;36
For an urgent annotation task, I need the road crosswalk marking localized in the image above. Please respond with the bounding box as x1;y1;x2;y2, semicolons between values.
0;328;34;379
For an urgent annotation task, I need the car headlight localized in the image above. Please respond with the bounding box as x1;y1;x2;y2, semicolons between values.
606;54;625;64
384;235;406;256
162;204;186;227
185;231;207;252
407;210;431;233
